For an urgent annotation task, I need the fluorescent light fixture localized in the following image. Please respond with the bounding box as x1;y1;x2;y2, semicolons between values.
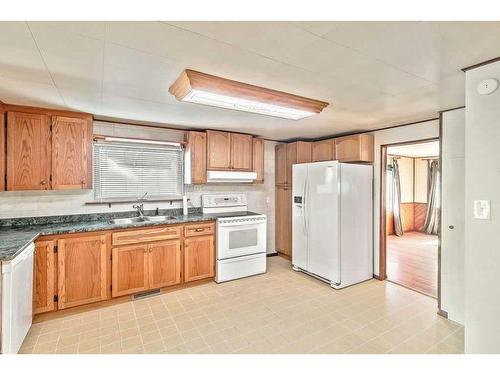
169;70;329;120
183;89;316;120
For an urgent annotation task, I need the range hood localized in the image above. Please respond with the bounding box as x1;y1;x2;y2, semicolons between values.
206;170;257;183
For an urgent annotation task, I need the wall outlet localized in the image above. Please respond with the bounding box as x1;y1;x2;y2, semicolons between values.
474;200;491;220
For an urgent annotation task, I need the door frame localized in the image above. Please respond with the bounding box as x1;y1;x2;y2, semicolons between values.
378;136;441;302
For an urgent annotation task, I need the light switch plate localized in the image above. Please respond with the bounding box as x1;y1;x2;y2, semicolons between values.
474;200;491;220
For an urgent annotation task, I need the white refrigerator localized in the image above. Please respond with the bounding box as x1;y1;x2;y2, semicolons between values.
292;161;373;289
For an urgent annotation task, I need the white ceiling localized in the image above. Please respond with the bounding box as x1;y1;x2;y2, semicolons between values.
388;141;440;157
0;21;498;140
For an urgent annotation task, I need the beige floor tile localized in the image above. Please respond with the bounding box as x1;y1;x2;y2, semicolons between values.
22;257;464;355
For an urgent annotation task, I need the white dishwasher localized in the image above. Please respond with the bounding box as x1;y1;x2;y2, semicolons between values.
1;242;34;354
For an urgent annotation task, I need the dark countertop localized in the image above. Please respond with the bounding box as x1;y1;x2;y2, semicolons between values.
0;211;218;262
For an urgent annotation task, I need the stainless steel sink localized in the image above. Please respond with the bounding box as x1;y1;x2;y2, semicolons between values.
109;215;176;225
144;215;176;222
108;217;146;225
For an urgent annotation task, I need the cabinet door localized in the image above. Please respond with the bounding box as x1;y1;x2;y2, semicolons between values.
335;134;374;163
186;131;207;184
57;234;108;309
275;186;292;256
207;130;231;170
6;111;51;190
112;244;149;297
0;105;5;191
148;240;182;289
252;138;264;183
51;116;92;190
312;139;335;162
275;143;288;186
184;236;215;282
34;240;56;314
230;133;253;170
286;142;313;186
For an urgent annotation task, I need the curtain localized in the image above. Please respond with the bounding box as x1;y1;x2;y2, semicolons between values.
392;159;404;236
423;160;440;234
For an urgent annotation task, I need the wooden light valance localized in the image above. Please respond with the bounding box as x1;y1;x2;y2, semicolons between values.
168;69;329;119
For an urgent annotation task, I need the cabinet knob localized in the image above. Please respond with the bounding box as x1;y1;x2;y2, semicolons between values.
41;180;46;185
81;179;86;185
449;225;454;230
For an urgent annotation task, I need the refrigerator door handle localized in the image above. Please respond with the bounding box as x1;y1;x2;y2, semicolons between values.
302;177;307;235
304;178;309;236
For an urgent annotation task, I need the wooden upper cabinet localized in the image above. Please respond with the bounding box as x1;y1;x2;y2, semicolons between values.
185;131;207;184
6;111;51;191
312;139;335;162
184;235;215;282
230;133;253;170
286;141;311;185
57;234;109;309
335;134;374;163
34;240;56;315
252;138;264;183
0;104;5;191
51;116;92;190
112;244;149;297
275;143;288;186
148;240;182;289
207;130;231;170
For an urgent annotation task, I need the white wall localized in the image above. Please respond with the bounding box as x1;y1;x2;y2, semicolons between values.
0;121;277;254
440;108;465;325
372;120;440;276
464;62;500;353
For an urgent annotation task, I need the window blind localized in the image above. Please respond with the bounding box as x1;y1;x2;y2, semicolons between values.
93;141;183;200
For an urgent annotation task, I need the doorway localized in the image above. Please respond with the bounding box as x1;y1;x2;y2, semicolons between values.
380;139;440;298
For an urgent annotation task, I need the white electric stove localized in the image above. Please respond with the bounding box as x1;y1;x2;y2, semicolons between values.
202;194;267;283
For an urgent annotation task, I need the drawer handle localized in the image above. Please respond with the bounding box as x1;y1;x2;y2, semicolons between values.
194;228;205;232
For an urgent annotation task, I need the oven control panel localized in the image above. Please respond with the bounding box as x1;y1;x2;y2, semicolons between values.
217;215;267;224
202;193;247;208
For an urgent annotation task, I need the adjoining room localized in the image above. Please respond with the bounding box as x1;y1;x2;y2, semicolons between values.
385;141;440;297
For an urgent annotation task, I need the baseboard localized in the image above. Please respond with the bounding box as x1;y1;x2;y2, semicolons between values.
373;274;384;281
437;309;449;319
266;252;279;257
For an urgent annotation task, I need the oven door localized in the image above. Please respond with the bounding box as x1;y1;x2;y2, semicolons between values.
217;219;267;260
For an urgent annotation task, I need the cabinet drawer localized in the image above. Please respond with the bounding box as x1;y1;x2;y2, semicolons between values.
112;226;181;246
184;223;215;237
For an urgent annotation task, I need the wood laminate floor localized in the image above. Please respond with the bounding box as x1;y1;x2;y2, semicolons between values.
387;231;438;298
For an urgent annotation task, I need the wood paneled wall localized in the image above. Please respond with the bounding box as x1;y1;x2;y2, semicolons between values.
386;202;428;234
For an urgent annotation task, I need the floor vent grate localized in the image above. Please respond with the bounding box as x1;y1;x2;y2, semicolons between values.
132;289;161;300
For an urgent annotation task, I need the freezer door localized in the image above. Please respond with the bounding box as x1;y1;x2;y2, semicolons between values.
307;161;340;282
338;163;373;288
292;163;308;270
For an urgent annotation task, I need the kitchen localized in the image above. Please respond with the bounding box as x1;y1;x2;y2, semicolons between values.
0;14;499;364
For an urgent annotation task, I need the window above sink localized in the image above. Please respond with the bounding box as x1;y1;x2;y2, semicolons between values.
93;138;184;201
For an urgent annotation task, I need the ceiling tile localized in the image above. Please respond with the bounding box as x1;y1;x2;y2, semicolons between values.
0;22;52;85
28;22;104;65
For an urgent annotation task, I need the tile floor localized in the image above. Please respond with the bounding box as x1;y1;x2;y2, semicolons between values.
19;256;464;354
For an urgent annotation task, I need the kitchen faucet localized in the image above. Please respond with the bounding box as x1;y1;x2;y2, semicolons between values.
133;203;145;218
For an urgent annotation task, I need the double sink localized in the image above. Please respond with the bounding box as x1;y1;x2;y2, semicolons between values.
108;215;176;225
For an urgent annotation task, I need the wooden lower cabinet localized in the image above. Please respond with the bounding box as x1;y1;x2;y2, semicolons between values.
34;222;215;315
184;235;215;282
148;240;182;289
112;244;149;297
34;240;56;314
275;186;292;257
57;234;109;310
